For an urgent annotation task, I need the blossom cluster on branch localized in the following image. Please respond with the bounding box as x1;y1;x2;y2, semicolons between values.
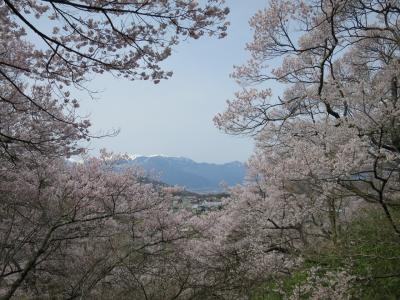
0;0;229;161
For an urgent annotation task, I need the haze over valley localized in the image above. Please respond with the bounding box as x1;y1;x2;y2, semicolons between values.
116;155;246;193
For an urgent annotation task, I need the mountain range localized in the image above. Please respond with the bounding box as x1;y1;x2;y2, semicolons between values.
115;155;246;193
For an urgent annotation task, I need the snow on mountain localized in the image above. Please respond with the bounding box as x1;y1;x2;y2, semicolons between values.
117;155;247;193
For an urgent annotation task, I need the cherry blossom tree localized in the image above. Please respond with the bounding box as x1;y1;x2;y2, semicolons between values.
0;152;202;299
0;1;230;298
0;0;229;161
215;0;400;237
212;0;400;297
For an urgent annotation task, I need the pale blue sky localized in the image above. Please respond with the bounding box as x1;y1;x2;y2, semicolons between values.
79;1;267;164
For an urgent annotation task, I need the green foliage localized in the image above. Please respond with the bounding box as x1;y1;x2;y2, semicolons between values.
337;208;400;299
251;207;400;299
251;271;309;300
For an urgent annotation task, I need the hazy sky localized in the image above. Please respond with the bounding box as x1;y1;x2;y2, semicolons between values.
79;1;267;164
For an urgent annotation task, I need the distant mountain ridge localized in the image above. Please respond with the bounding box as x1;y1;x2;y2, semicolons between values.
116;155;246;193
